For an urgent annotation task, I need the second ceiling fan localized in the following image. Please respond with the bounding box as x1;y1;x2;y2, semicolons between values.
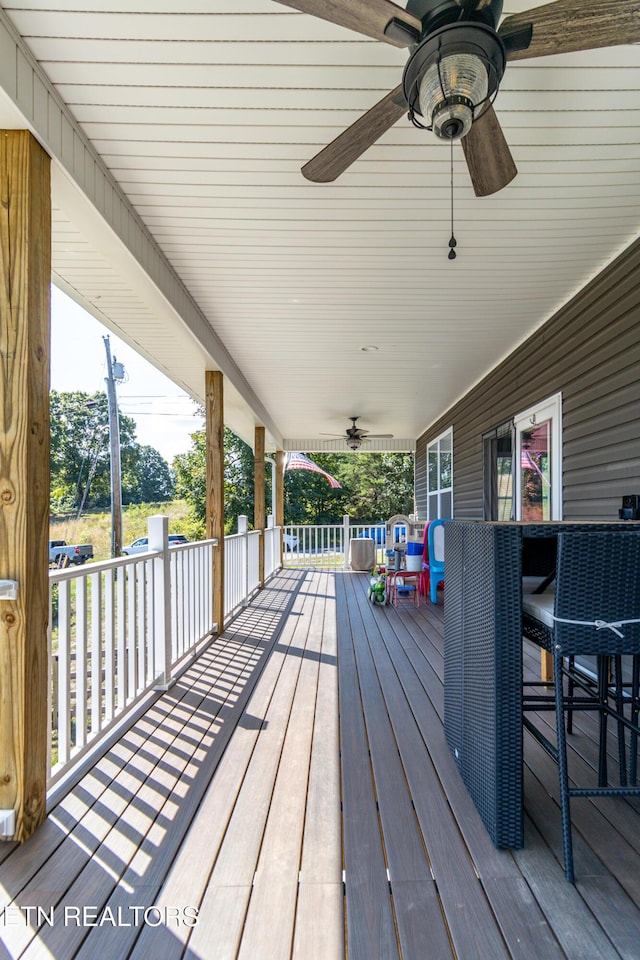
321;417;394;450
274;0;640;196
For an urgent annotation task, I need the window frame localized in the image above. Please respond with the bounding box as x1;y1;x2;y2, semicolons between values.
427;427;453;520
513;392;563;521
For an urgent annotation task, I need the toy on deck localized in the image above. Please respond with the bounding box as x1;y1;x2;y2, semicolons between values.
367;569;386;605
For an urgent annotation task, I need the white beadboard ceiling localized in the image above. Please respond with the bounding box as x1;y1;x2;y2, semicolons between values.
2;0;640;452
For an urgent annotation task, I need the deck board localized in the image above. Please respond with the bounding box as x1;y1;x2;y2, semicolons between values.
336;576;399;960
293;573;343;960
340;576;453;960
237;572;328;959
1;567;640;958
342;575;515;960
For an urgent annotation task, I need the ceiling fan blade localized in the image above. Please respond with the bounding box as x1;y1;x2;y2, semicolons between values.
363;434;394;438
461;104;517;197
274;0;422;46
501;0;640;62
302;85;406;182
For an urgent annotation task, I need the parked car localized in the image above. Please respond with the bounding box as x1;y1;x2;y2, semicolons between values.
49;540;94;567
282;533;298;552
122;534;189;555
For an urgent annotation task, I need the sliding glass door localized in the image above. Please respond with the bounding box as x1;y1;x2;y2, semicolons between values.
483;421;514;521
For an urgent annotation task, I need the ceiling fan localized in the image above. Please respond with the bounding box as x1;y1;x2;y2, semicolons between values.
321;416;394;450
275;0;640;196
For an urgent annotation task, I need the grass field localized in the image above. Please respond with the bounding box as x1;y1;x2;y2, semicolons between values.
50;500;197;562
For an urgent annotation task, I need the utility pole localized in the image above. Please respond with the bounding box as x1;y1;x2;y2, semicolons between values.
103;336;123;557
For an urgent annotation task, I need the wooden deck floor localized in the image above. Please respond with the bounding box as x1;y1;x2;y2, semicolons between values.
1;568;640;959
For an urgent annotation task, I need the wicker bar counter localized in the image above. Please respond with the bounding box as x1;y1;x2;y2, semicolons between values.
443;520;640;850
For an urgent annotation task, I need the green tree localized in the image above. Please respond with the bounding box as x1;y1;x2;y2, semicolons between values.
123;445;174;503
225;430;255;526
284;453;348;524
173;427;207;526
283;451;414;523
173;421;415;529
50;391;118;510
336;452;415;520
173;423;255;534
50;389;172;512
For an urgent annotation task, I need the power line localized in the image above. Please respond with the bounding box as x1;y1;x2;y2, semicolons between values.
118;410;201;417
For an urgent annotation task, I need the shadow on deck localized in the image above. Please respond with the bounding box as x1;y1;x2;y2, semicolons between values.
0;568;639;959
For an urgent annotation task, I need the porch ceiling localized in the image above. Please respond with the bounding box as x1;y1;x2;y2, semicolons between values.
2;1;640;451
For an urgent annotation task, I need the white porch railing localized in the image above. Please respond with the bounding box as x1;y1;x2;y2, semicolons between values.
48;515;284;787
264;522;280;580
223;515;265;622
48;516;217;786
281;517;424;568
282;519;390;568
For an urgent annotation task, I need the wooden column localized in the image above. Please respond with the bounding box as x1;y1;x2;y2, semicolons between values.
205;370;224;632
276;449;285;566
254;426;265;585
0;131;51;842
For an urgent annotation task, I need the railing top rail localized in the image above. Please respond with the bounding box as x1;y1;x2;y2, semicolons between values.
49;552;157;582
225;530;263;542
169;538;218;554
48;538;218;583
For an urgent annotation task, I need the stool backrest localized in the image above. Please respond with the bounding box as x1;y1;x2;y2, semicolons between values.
554;531;640;655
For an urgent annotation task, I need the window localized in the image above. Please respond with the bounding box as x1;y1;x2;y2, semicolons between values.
514;393;562;521
427;428;453;519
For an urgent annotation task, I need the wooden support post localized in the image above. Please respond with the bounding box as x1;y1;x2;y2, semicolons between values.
0;130;51;842
254;426;265;586
541;650;554;683
276;449;285;566
205;371;224;633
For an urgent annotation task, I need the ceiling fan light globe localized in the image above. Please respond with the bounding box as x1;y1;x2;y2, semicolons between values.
431;97;474;139
419;53;488;140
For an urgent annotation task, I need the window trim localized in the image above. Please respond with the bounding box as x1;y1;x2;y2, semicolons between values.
427;427;453;520
513;392;563;521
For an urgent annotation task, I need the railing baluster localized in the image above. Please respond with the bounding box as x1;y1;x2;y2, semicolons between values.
169;550;178;662
57;579;71;766
75;575;88;750
182;550;196;653
176;549;183;657
127;563;137;700
136;561;151;690
47;587;54;775
117;566;127;711
91;572;102;735
104;568;115;722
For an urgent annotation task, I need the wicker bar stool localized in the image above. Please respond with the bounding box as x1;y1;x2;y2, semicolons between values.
522;531;640;882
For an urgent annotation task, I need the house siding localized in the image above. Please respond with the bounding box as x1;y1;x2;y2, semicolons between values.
416;237;640;521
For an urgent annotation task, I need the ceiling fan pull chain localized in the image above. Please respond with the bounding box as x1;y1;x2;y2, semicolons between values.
449;138;457;260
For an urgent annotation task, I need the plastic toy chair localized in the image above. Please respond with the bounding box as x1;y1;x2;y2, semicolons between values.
419;522;431;597
427;518;448;604
387;570;420;608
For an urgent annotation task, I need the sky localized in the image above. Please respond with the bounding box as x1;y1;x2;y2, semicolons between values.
50;286;203;463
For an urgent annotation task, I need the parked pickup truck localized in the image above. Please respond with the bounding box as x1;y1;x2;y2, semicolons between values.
49;540;94;567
